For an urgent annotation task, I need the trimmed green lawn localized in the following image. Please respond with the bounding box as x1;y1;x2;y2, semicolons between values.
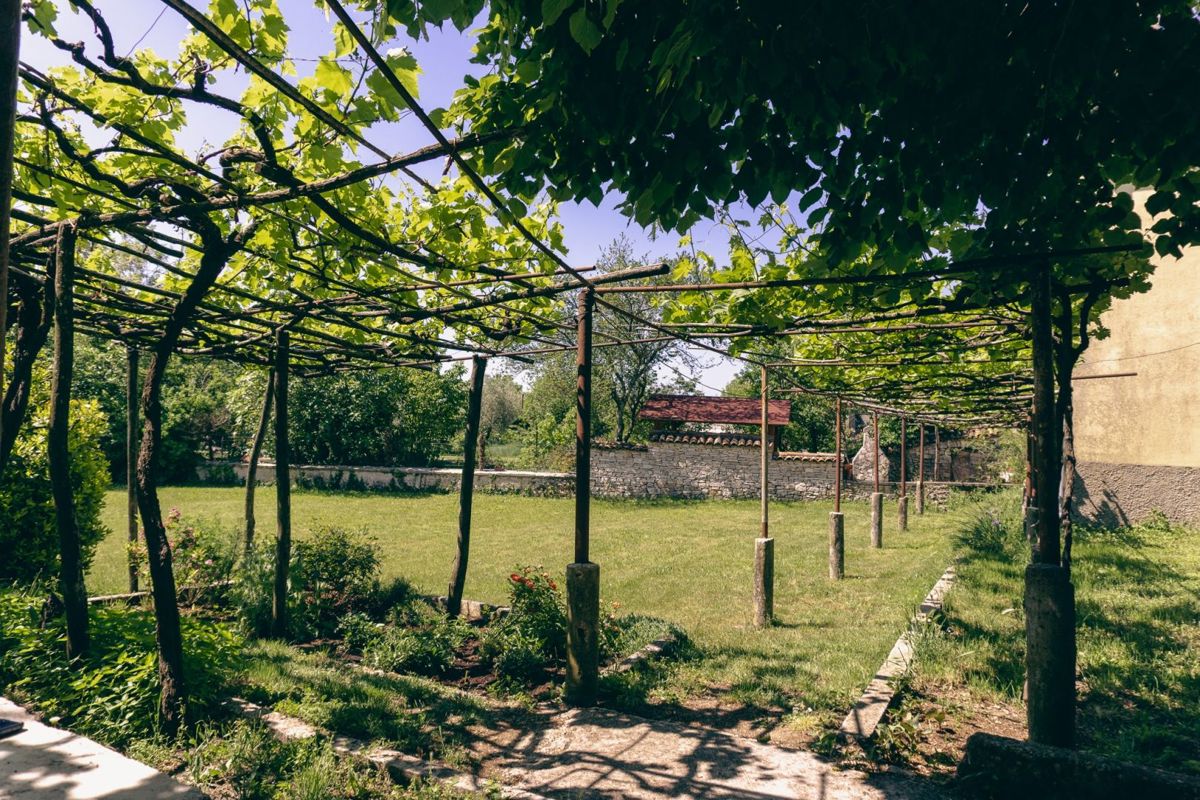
93;487;971;724
914;497;1200;773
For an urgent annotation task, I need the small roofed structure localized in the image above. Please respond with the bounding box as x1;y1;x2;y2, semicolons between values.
640;394;791;427
639;394;792;451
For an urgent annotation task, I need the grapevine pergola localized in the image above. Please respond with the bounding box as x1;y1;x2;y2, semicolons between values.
0;0;1149;750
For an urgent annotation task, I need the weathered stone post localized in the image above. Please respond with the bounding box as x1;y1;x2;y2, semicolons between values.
870;492;883;548
566;561;600;705
916;480;925;514
566;288;599;706
829;512;844;579
898;495;909;532
1025;562;1075;747
754;537;774;627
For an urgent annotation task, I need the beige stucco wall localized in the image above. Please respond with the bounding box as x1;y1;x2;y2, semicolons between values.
1073;193;1200;469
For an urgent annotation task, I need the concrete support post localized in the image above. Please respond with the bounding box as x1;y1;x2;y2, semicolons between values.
1025;562;1076;748
870;492;883;549
753;537;774;628
565;562;600;706
916;480;925;515
898;495;909;532
828;512;844;580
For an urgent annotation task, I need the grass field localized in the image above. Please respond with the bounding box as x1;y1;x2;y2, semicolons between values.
914;503;1200;773
91;486;972;724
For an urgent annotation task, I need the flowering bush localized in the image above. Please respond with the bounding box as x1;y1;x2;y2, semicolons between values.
134;510;238;600
481;565;567;683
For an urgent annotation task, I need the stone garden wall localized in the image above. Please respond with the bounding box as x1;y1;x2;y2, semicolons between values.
201;441;999;506
198;461;575;497
590;439;838;500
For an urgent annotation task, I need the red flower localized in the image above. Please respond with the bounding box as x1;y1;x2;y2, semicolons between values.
548;581;557;591
509;573;522;582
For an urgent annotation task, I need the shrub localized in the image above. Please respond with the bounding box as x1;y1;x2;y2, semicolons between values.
0;399;109;585
363;612;469;677
135;509;238;598
337;611;384;653
480;626;547;684
479;566;567;684
290;527;381;640
0;589;244;747
230;541;275;638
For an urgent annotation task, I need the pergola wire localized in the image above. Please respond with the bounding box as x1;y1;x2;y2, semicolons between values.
6;0;1123;427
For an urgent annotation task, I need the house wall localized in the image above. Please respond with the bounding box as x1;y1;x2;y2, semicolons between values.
1072;190;1200;525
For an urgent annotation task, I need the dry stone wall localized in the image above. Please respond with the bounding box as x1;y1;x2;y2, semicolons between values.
591;440;839;500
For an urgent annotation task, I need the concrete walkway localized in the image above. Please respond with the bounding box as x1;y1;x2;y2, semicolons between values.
0;698;201;799
471;707;947;800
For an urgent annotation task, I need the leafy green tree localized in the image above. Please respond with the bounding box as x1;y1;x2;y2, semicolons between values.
477;372;524;467
288;367;467;467
723;364;836;453
0;393;109;585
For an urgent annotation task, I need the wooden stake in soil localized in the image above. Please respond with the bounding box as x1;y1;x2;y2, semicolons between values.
126;346;139;593
49;225;88;658
566;289;599;706
447;355;486;618
271;331;291;640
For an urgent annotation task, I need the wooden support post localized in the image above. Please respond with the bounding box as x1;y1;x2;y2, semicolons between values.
244;367;275;556
1026;264;1073;747
834;398;842;513
898;417;908;531
917;423;926;514
0;0;22;449
271;331;291;640
448;356;486;618
934;426;941;482
49;225;88;658
126;347;139;593
566;289;598;706
873;411;881;492
870;411;883;547
760;365;769;539
755;365;774;627
573;289;593;565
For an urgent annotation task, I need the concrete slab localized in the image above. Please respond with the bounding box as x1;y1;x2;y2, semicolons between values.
470;707;947;799
0;698;201;800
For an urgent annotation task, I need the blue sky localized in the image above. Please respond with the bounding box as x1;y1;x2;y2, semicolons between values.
23;0;744;389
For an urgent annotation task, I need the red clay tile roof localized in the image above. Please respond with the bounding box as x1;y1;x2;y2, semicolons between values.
639;394;791;426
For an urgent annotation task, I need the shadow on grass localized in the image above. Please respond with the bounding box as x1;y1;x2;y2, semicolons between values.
238;642;540;761
930;506;1200;774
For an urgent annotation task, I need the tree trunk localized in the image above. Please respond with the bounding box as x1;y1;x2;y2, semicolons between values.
48;225;88;659
0;272;54;472
271;331;291;640
0;0;23;449
448;356;486;618
1029;267;1061;565
135;225;251;735
126;347;139;593
1025;265;1074;749
244;367;274;555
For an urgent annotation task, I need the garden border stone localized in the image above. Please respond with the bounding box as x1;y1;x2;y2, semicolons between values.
838;563;957;741
229;698;551;800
